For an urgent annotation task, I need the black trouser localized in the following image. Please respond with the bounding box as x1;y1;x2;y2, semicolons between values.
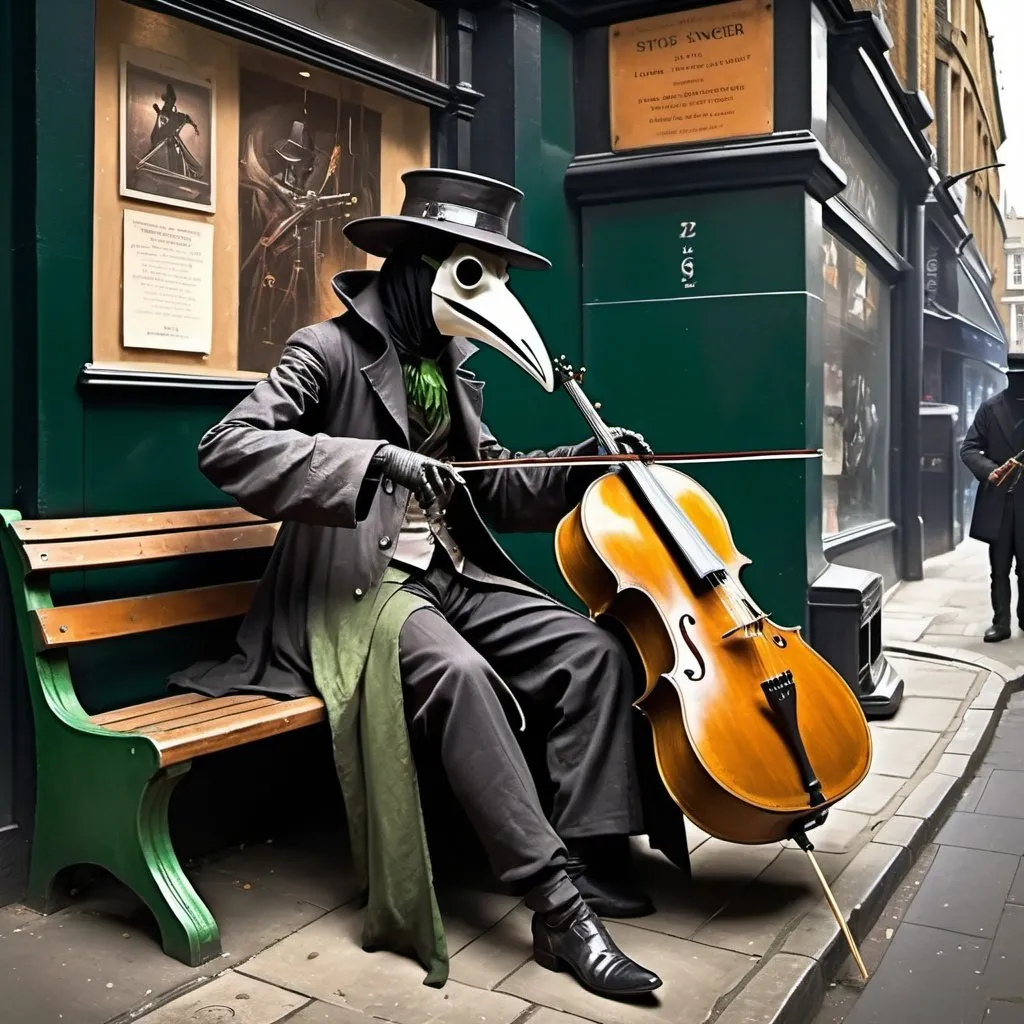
396;557;643;912
990;496;1024;629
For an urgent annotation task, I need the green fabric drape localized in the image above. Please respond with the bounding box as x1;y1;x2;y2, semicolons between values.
309;567;448;986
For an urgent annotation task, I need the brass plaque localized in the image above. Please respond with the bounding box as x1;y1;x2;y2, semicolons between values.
609;0;774;152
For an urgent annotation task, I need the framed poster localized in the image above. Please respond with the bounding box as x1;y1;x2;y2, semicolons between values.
236;65;380;373
608;0;774;152
119;44;216;212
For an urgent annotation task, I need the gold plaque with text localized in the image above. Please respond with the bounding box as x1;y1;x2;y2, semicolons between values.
609;0;774;152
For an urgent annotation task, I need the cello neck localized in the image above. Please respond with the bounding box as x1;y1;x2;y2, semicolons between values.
562;377;622;456
555;360;727;582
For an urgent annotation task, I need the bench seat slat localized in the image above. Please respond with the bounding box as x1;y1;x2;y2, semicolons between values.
98;695;273;733
91;693;207;726
87;694;326;765
12;507;265;542
34;581;259;650
149;697;326;764
23;523;280;573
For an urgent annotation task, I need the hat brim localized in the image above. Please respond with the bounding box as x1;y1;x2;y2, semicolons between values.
343;215;551;271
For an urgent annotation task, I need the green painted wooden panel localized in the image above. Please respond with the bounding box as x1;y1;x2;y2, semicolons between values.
582;187;807;304
34;0;93;516
83;402;232;515
582;293;812;452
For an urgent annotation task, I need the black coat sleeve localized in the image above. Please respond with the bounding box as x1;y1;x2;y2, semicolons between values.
197;327;387;527
464;421;595;533
960;403;1000;484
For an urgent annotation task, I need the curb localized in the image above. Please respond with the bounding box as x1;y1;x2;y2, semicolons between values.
712;646;1024;1024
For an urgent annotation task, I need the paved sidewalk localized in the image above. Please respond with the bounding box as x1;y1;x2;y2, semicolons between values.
814;689;1024;1024
0;540;1020;1024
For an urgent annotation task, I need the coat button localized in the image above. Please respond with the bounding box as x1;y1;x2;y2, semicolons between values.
353;587;365;600
379;536;392;549
382;477;394;494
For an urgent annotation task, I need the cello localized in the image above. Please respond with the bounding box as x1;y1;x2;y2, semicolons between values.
454;356;874;976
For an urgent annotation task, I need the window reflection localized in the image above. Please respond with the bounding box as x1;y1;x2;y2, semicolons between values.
822;232;892;536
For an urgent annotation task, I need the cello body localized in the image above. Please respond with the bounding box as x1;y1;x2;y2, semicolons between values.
554;464;872;845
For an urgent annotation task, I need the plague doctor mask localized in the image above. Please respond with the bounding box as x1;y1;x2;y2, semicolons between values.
344;168;555;392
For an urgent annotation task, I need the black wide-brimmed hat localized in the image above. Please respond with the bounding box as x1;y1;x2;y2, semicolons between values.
343;168;551;271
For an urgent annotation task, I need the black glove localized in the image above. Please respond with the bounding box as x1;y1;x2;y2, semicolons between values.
371;445;465;510
580;427;653;457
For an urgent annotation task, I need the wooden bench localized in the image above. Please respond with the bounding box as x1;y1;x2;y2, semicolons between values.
0;506;325;967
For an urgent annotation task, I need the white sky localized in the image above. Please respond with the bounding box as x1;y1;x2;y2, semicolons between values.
984;0;1024;213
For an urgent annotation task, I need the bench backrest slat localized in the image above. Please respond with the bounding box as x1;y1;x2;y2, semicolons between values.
21;522;280;573
34;580;259;650
12;507;263;542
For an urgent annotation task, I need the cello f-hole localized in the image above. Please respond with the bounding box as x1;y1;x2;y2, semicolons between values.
680;614;707;681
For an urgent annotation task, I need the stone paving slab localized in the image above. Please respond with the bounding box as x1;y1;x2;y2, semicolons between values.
126;972;308;1024
238;903;533;1024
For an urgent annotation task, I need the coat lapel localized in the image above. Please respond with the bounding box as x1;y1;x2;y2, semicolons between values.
332;270;486;454
442;339;484;457
333;271;409;444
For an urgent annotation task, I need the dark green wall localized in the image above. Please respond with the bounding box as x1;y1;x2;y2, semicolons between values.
0;0;16;843
580;187;823;627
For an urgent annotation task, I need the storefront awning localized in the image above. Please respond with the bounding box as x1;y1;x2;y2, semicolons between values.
953;257;1006;343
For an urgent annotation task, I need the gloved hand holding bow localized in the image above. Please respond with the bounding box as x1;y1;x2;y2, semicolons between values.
579;427;653;457
372;444;466;510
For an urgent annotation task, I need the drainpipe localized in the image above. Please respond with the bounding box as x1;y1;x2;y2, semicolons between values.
907;0;919;93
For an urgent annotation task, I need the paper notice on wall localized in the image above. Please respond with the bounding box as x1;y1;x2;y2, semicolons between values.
122;209;214;354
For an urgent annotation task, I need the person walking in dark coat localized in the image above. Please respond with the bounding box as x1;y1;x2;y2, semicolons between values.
173;169;666;1000
960;352;1024;642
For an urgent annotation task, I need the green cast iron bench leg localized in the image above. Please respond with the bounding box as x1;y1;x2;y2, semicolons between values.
28;718;221;967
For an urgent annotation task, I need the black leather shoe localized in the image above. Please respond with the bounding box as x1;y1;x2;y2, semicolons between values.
532;898;662;998
985;625;1011;643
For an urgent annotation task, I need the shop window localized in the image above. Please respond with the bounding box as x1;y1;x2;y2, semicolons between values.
91;0;432;378
822;231;892;538
1015;304;1024;347
238;0;442;80
825;102;900;248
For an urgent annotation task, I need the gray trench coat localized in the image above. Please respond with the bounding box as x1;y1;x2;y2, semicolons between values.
170;270;593;700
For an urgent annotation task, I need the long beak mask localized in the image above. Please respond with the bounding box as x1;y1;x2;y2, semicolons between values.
429;244;555;393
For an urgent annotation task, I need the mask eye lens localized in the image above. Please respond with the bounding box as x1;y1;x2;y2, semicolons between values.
454;256;484;290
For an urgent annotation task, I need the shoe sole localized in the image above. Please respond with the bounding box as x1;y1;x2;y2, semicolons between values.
534;948;663;997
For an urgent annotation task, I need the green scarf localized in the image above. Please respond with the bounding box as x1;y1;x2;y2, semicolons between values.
403;358;449;430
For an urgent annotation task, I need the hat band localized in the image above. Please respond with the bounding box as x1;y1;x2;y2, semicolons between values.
404;199;508;236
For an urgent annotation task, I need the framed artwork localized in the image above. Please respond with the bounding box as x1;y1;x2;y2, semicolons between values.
119;44;216;212
236;66;381;373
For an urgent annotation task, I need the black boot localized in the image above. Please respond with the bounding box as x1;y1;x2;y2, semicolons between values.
532;896;662;998
985;624;1011;642
566;836;655;918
